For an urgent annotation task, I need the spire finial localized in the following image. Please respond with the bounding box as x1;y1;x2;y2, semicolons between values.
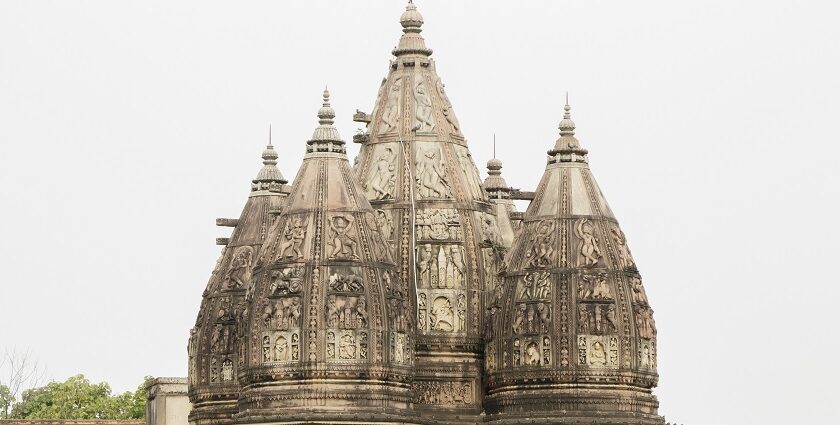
393;0;432;56
269;123;272;147
559;93;575;136
317;86;335;126
493;133;496;158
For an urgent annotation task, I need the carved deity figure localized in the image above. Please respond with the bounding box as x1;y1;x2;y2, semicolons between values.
521;272;551;300
367;147;397;200
528;221;556;267
512;304;527;334
630;276;648;305
578;305;590;333
224;246;253;290
525;342;540;365
379;77;402;134
279;216;306;260
481;213;501;245
536;302;551;333
576;218;602;267
589;341;608;366
436;77;460;133
284;298;302;329
413;79;436;132
416;147;451;198
339;334;357;359
611;226;635;269
579;273;612;300
328;214;360;260
326;295;340;328
375;209;393;240
606;304;618;332
274;336;288;361
355;296;368;328
430;296;454;332
443;246;465;289
636;307;657;339
458;149;485;200
221;359;234;382
417;244;433;287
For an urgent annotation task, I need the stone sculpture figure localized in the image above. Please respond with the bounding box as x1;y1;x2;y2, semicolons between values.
578;305;590;333
279;216;307;260
431;296;454;332
481;213;502;246
413;79;436;132
528;221;556;267
589;341;608;366
275;336;289;361
417;244;433;287
526;342;540;365
367;147;397;200
328;272;364;293
269;265;304;296
355;296;369;328
339;334;357;359
328;214;360;260
537;302;551;333
521;272;551;300
611;226;635;269
221;359;234;382
416;147;451;198
380;77;402;134
606;304;618;332
224;246;253;290
458;149;484;200
575;218;601;267
436;77;460;133
375;209;393;239
636;307;657;339
444;246;465;289
630;276;648;305
513;304;527;334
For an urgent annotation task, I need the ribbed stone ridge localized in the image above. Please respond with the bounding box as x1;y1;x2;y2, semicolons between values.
234;91;417;425
484;104;664;425
189;147;290;425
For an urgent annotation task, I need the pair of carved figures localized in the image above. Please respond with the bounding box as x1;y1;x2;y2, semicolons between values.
268;265;304;296
327;294;368;330
264;297;302;331
578;273;613;300
416;244;465;289
416;146;452;198
388;297;411;332
512;302;551;335
578;303;618;334
635;306;656;339
520;271;551;300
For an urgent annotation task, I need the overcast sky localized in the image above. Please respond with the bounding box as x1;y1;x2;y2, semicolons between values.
1;1;838;423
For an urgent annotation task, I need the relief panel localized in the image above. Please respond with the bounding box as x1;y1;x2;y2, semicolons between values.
261;331;301;363
415;143;452;199
511;335;552;367
415;381;473;406
326;330;369;361
415;208;461;241
577;334;619;369
364;144;398;201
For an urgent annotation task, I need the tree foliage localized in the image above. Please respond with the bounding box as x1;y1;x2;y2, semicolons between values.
9;374;148;419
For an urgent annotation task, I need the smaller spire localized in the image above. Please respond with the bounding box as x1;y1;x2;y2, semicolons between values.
484;135;509;197
253;124;288;191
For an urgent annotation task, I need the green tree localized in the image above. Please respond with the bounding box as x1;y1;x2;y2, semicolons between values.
0;384;12;419
10;375;148;419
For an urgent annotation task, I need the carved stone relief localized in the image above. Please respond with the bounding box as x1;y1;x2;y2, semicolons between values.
415;381;473;405
638;339;657;371
262;331;300;363
436;77;460;134
577;303;617;335
456;147;485;200
578;273;613;301
611;226;635;269
512;335;552;367
479;212;502;246
223;246;253;290
415;145;452;199
575;218;602;267
268;264;305;296
326;330;368;361
527;220;556;267
519;271;552;301
277;216;307;260
416;244;466;289
390;332;412;365
577;335;619;369
365;146;397;200
327;214;361;260
387;297;411;332
413;76;436;132
417;291;467;334
630;276;649;306
271;297;303;331
416;208;461;241
635;306;657;339
512;302;551;335
379;77;402;134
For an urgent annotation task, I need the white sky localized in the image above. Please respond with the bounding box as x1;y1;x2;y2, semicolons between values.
1;1;838;423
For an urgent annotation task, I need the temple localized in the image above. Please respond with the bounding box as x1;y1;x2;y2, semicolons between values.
187;2;664;424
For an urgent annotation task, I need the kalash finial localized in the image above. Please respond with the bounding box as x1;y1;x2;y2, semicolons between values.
549;93;588;160
393;0;432;56
308;87;345;154
253;123;287;190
